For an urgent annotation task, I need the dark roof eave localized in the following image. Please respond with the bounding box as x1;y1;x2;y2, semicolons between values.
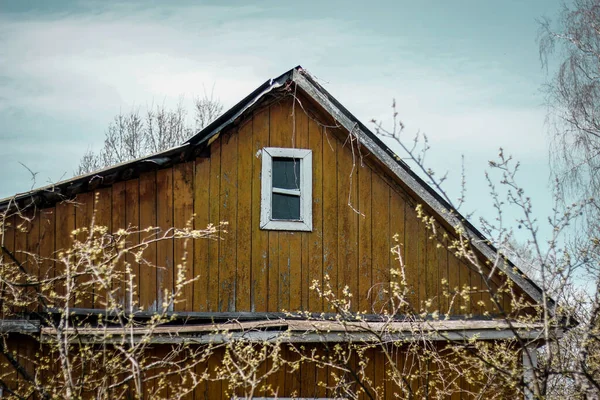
0;67;300;213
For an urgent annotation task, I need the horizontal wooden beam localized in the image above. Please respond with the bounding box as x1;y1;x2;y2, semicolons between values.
39;318;558;344
0;319;40;333
44;307;513;323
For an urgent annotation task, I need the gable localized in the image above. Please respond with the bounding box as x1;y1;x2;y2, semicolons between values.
0;66;543;317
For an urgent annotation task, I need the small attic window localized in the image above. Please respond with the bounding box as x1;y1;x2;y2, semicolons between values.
260;147;312;231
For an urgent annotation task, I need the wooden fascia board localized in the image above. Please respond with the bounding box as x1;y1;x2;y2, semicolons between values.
291;69;550;313
0;319;40;334
40;326;556;345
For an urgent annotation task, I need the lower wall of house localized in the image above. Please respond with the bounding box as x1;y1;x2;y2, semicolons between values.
1;337;522;399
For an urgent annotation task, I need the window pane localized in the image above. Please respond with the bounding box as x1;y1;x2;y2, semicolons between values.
272;193;301;220
272;158;300;190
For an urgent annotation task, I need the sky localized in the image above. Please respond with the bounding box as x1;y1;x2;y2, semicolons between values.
0;0;564;242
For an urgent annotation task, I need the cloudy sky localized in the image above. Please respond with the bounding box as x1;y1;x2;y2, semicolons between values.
0;0;562;237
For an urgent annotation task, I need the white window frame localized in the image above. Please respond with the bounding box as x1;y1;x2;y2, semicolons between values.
260;147;312;231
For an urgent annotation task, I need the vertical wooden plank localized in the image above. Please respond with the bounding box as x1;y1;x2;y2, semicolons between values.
193;157;210;312
2;337;17;394
459;258;472;316
322;129;338;313
295;103;309;312
207;348;222;399
438;234;449;315
25;210;40;274
268;100;295;312
315;346;328;398
448;250;462;316
417;214;427;313
373;347;385;400
403;204;420;311
425;222;440;314
287;231;302;312
0;214;15;267
358;165;372;314
208;137;222;312
14;211;29;314
337;136;359;309
25;209;40;313
75;192;94;308
122;180;138;310
361;346;376;400
157;168;174;312
486;273;503;316
173;162;194;312
237;120;253;312
268;101;282;312
300;345;317;398
285;346;301;398
194;355;208;400
389;188;406;312
55;201;75;304
294;108;310;312
94;187;112;308
142;347;155;400
448;347;462;400
220;131;238;312
139;171;157;312
384;345;396;400
251;108;269;312
481;266;494;316
308;117;324;312
154;346;169;399
472;266;483;316
39;208;55;309
371;174;390;312
0;213;15;316
502;273;512;316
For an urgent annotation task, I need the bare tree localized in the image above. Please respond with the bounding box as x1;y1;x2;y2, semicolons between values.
539;0;600;230
77;94;223;176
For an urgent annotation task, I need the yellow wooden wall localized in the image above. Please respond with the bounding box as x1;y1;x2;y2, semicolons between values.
0;339;518;400
0;96;515;316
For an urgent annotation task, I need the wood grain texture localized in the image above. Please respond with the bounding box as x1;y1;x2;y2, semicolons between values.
220;131;238;312
173;162;194;311
403;204;420;310
38;208;55;308
308;116;324;312
208;136;222;312
322;127;338;313
371;173;390;313
251;107;270;312
193;157;210;312
337;135;359;310
9;97;523;319
139;171;157;312
55;201;75;302
93;187;112;308
389;186;406;311
122;179;137;310
295;106;310;311
157;168;174;312
75;191;94;308
237;120;253;312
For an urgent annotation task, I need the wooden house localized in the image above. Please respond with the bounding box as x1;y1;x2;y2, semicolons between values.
0;67;549;399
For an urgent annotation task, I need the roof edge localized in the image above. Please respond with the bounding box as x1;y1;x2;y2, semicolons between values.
291;68;553;314
0;66;301;213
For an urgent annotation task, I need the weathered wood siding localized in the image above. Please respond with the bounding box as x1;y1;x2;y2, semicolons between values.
0;339;517;400
0;96;515;316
